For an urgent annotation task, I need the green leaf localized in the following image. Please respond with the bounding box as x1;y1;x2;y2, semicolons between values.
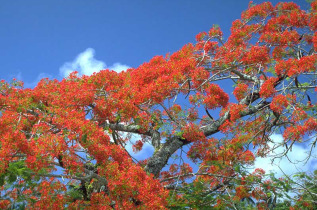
0;175;5;186
82;134;88;143
234;164;241;172
8;173;17;183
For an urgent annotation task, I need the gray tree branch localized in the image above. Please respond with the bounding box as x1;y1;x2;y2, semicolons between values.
144;101;269;177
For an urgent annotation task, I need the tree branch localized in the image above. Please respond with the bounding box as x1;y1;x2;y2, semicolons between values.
145;102;269;177
102;122;151;136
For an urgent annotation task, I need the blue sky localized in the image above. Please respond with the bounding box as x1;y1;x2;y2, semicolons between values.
0;0;308;85
1;0;314;178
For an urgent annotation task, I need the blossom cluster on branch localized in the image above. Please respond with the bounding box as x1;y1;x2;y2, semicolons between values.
0;1;316;209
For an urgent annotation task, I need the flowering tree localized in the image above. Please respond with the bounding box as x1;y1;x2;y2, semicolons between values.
0;1;316;209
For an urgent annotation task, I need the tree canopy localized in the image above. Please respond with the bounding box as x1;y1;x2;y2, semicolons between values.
0;1;316;209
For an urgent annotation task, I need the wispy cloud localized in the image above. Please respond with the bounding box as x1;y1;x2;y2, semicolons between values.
59;48;130;77
109;62;130;73
252;134;317;177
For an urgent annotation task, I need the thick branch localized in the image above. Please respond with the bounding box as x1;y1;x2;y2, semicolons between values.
144;136;189;177
102;122;151;136
145;102;269;177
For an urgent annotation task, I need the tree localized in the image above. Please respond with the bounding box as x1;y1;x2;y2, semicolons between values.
0;1;316;209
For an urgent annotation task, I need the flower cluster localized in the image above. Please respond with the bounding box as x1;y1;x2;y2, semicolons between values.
203;84;229;109
182;123;206;142
229;103;247;122
241;1;273;20
208;25;223;37
241;45;269;65
132;140;144;153
233;83;249;101
313;32;317;51
259;77;278;98
270;94;288;114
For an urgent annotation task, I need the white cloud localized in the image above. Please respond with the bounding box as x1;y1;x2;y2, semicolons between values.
59;48;105;77
109;63;130;73
252;134;317;177
59;48;130;77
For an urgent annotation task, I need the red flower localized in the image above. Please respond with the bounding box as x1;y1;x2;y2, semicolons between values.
259;77;278;98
